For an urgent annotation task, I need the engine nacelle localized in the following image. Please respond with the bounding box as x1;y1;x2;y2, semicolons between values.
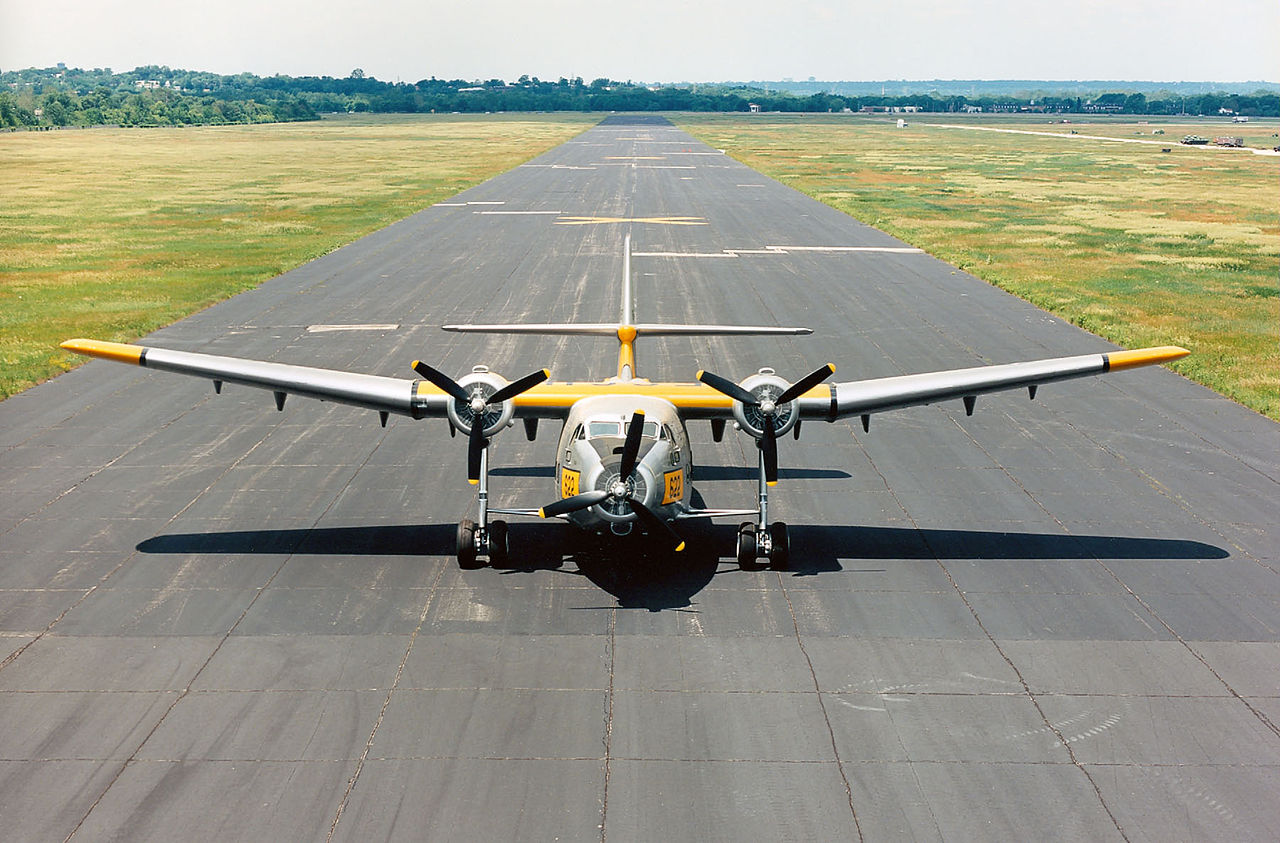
445;366;515;437
732;368;800;439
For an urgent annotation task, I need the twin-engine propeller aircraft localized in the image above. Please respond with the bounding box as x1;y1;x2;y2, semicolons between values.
62;236;1188;570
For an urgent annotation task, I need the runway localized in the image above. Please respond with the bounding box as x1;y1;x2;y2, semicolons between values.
2;114;1278;840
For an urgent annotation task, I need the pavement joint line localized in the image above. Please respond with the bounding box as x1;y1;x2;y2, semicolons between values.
61;421;301;841
850;433;1103;836
0;389;235;675
600;606;616;842
939;415;1152;839
1045;406;1280;741
778;569;864;839
326;489;449;841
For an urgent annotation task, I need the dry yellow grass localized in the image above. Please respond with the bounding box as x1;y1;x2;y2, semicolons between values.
1;113;598;398
677;114;1280;419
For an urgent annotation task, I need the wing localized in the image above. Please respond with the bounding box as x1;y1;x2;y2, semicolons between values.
60;339;451;421
793;346;1189;424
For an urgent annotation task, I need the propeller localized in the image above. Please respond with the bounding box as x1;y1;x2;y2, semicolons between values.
412;360;549;483
539;410;684;552
698;363;836;485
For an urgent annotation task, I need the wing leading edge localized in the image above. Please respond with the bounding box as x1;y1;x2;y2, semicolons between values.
796;346;1190;424
59;339;450;420
60;339;1189;426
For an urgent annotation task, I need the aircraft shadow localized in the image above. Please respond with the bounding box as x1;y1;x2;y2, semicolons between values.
137;522;1227;610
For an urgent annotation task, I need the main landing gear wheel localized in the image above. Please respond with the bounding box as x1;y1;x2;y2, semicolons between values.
488;520;509;568
456;519;482;569
737;523;762;570
768;521;790;571
737;521;790;570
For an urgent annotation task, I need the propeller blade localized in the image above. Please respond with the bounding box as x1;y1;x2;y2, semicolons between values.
777;363;836;404
619;409;646;480
760;414;779;485
628;499;686;553
697;370;757;405
490;368;551;404
467;416;485;484
412;360;469;403
540;489;611;518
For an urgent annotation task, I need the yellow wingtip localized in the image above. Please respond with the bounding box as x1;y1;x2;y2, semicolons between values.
468;479;479;486
1108;346;1191;372
537;508;547;518
675;541;686;552
60;339;145;365
767;480;778;487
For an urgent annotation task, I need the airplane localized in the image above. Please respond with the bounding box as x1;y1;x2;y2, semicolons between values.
61;236;1189;570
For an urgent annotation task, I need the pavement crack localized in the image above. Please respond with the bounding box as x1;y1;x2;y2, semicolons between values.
778;571;863;841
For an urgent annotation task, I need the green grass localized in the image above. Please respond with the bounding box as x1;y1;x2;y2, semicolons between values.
676;113;1280;419
0;113;599;399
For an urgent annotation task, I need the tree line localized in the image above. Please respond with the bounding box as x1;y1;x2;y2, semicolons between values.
3;65;1277;129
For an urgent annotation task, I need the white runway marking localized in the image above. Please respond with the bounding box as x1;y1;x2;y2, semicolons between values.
767;245;926;253
474;210;564;215
306;324;400;333
631;246;928;257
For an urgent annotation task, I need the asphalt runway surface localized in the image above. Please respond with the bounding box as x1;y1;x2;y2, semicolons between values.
2;114;1278;840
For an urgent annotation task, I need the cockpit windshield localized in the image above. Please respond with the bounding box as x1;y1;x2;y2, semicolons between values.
584;420;660;439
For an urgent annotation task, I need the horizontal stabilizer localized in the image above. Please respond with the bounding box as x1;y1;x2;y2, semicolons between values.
443;323;811;337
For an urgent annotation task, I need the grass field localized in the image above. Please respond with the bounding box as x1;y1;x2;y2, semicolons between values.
677;113;1280;419
0;113;598;399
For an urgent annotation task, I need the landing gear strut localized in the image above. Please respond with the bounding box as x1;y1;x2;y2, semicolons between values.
736;446;789;570
455;448;509;568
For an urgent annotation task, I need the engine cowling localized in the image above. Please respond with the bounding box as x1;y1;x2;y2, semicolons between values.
445;366;516;438
732;368;800;440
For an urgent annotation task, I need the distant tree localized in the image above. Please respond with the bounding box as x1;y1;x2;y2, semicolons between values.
350;68;365;79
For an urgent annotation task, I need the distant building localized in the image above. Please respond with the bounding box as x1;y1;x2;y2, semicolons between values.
748;103;761;113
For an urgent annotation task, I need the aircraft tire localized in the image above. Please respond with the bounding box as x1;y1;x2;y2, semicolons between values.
456;519;482;569
488;520;509;567
737;522;761;570
768;522;790;571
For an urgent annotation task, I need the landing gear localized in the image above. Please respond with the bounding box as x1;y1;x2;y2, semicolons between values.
736;520;789;570
454;449;510;569
456;519;482;569
734;446;791;570
488;520;509;567
736;523;760;570
768;521;790;571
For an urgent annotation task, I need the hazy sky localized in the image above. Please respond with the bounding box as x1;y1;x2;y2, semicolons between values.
3;0;1277;83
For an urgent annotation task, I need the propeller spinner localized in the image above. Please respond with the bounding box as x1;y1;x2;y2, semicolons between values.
539;410;685;552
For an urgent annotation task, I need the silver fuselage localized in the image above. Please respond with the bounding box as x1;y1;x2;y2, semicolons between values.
555;395;691;533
